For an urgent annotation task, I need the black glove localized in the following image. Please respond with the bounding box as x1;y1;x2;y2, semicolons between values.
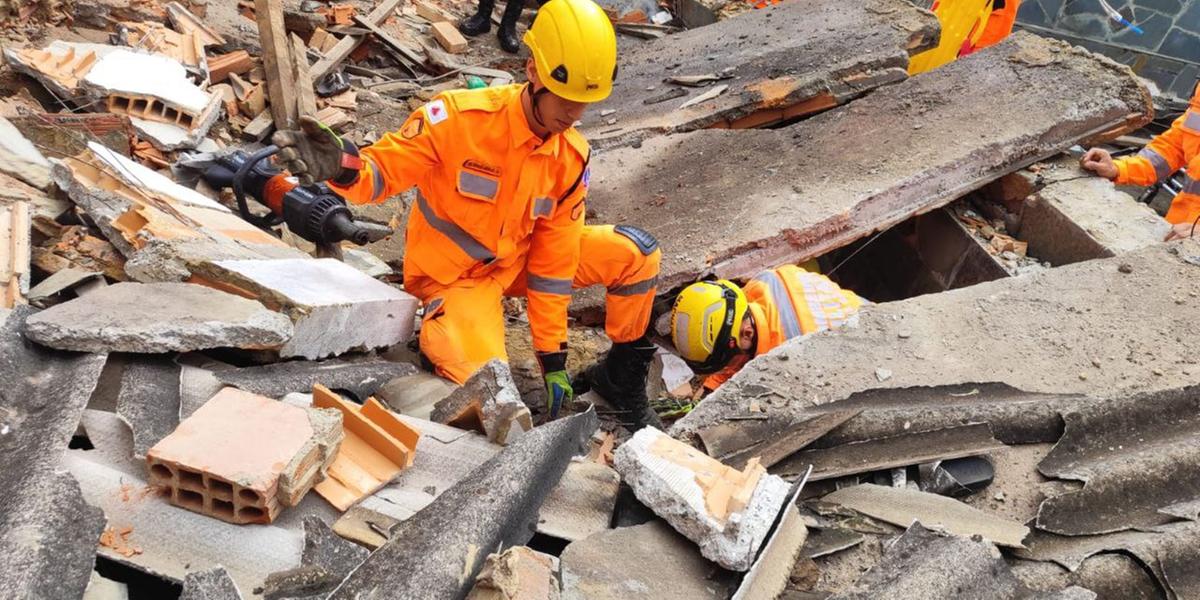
271;116;351;185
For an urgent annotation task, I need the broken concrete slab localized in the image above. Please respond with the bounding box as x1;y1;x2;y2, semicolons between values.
775;423;1007;481
83;49;221;137
537;459;620;543
614;427;792;571
214;357;417;402
0;306;108;600
0;116;51;189
430;359;533;445
673;240;1200;454
3;41;115;100
116;355;183;459
829;523;1095;600
560;520;736;600
146;388;342;524
27;268;106;307
376;370;457;420
1036;385;1200;536
24;282;294;353
192;258;419;359
822;484;1029;548
732;484;808;600
327;410;598;599
179;568;243;600
802;527;866;559
698;410;860;470
467;547;561;600
262;516;368;600
51;142;307;282
581;0;938;149
583;33;1152;308
178;354;235;419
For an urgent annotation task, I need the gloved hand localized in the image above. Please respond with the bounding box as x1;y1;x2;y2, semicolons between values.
1079;148;1118;180
271;116;348;185
537;351;572;419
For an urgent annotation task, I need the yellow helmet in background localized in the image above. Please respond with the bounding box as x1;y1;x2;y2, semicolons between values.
670;280;748;373
523;0;618;103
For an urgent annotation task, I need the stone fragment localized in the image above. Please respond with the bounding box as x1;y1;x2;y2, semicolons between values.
823;484;1029;548
0;116;51;189
376;371;457;420
613;427;791;571
537;460;620;542
431;359;533;445
116;356;183;458
467;546;561;600
23;282;294;353
560;520;736;600
146;388;343;524
193;258;419;359
215;357;416;402
262;516;367;600
179;567;244;600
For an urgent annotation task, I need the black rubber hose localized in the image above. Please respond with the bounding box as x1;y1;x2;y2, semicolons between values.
233;145;279;227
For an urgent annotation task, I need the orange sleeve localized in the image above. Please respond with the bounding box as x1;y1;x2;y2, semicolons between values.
327;100;444;205
1114;114;1188;186
525;170;586;353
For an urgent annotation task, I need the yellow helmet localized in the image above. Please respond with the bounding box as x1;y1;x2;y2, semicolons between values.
670;280;748;373
523;0;618;103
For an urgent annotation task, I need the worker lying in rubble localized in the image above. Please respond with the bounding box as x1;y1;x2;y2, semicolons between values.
670;265;865;391
1080;82;1200;241
271;0;665;430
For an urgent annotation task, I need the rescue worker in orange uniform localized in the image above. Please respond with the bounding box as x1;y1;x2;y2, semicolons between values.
272;0;664;430
1081;82;1200;241
670;265;864;391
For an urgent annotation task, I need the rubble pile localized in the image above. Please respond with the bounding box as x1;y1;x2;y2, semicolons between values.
2;0;1199;599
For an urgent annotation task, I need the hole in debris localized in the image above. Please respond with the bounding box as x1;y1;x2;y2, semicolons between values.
163;106;179;122
95;557;182;599
148;463;173;481
109;96;130;112
208;478;233;499
238;505;265;520
238;488;259;503
212;498;235;519
177;488;203;510
130;98;149;114
178;469;203;490
69;434;94;450
527;532;569;557
178;112;194;128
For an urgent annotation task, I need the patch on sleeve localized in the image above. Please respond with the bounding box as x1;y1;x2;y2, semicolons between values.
582;166;591;190
401;115;424;139
426;99;449;125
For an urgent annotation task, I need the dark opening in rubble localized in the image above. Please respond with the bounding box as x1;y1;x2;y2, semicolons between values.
95;556;181;600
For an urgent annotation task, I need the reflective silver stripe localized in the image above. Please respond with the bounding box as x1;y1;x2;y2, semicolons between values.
1184;175;1200;195
610;275;658;297
532;197;554;219
416;194;495;263
458;170;499;199
367;158;385;202
754;271;801;339
1184;110;1200;133
1138;148;1173;183
528;273;573;295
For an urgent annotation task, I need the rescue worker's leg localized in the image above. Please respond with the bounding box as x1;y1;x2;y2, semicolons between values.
458;0;494;37
409;275;508;384
573;224;664;430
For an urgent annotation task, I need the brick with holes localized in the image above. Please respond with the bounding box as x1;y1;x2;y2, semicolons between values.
146;388;343;524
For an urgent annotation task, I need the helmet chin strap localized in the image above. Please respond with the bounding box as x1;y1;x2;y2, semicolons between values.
525;82;553;134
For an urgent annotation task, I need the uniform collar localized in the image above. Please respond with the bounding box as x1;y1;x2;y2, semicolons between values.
507;85;562;156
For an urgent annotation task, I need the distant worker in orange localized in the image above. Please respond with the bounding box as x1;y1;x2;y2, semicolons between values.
1081;82;1200;240
669;265;865;391
271;0;664;430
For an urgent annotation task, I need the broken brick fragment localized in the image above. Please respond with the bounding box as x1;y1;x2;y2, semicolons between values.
430;359;532;445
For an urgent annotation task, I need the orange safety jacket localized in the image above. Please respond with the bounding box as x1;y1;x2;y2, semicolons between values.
328;85;590;353
1113;86;1200;225
704;265;864;390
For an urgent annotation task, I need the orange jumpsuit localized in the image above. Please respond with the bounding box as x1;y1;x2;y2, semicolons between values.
1113;86;1200;225
960;0;1021;56
330;85;660;383
704;265;864;390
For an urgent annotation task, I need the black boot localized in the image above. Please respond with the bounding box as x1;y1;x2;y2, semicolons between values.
459;0;494;37
583;338;664;431
497;0;525;54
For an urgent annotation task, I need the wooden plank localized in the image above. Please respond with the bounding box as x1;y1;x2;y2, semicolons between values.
254;0;298;129
1;200;30;309
353;12;426;67
311;0;403;81
242;111;274;142
290;33;319;117
415;1;453;24
208;50;254;84
165;1;226;46
431;21;467;54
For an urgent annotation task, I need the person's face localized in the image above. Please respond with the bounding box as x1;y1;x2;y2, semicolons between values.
527;60;588;134
737;314;755;352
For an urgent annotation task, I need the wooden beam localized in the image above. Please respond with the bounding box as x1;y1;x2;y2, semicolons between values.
311;0;403;81
254;0;298;129
352;12;426;67
290;33;318;117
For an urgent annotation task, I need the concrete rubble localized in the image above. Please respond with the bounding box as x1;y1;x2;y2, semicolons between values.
179;568;243;600
146;387;343;524
467;547;561;600
23;281;294;353
0;116;52;189
214;357;418;402
430;359;534;445
614;427;792;571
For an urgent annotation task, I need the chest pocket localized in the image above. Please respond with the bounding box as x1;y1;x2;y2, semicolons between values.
457;169;500;202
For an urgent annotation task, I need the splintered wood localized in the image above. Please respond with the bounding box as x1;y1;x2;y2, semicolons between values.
1;200;31;308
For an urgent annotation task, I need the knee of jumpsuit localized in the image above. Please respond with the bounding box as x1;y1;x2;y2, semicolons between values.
574;225;662;343
417;281;509;384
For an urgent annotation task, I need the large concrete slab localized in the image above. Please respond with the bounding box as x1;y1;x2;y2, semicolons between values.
24;282;294;353
0;307;108;600
672;240;1200;449
583;33;1151;300
580;0;938;149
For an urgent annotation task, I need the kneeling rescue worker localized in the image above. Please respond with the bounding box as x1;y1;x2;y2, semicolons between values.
272;0;664;431
671;265;865;391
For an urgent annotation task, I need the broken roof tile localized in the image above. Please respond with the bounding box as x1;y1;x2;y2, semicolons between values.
822;484;1029;548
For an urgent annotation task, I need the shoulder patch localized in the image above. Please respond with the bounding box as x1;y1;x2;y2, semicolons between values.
401;115;424;139
582;166;591;190
426;99;449;125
